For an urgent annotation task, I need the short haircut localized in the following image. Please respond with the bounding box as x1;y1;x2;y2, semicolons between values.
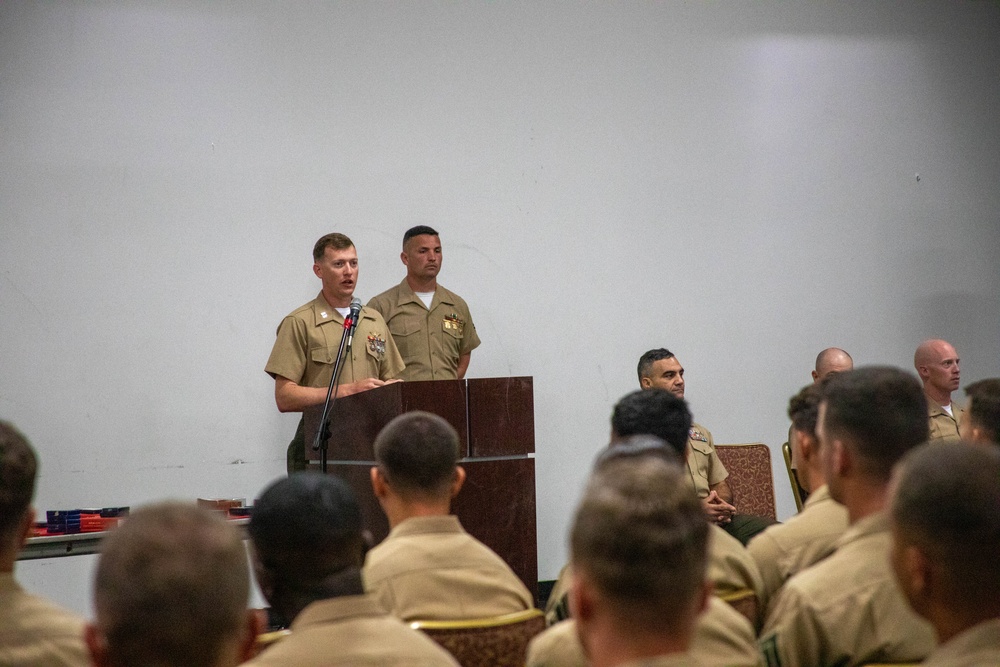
821;366;929;480
788;382;824;437
403;225;439;248
597;434;683;469
92;502;249;667
572;456;707;629
0;421;37;539
248;472;364;584
965;378;1000;444
610;389;691;457
891;441;1000;603
313;233;354;262
636;348;675;384
373;411;461;498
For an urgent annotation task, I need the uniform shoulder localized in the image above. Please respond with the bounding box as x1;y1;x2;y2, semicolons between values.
689;422;713;443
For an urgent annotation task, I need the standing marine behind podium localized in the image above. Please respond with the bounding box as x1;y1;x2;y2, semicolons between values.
0;421;89;667
265;233;404;473
367;226;481;381
363;411;534;620
914;338;963;443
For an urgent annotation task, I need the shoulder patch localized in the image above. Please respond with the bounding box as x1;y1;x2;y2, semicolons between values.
689;428;708;443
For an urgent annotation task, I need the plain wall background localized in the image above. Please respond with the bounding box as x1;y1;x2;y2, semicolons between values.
4;1;999;616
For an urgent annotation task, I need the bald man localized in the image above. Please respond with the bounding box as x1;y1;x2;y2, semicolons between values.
914;339;963;443
812;348;854;383
959;378;1000;446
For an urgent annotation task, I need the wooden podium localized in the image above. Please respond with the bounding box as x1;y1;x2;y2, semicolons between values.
304;377;538;599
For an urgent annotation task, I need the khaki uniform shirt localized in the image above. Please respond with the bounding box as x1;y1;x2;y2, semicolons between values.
686;423;729;499
922;618;1000;667
747;485;849;610
367;281;480;381
759;512;936;667
363;515;534;621
927;398;965;444
0;573;89;667
545;527;763;627
246;593;459;667
265;292;405;387
527;598;761;667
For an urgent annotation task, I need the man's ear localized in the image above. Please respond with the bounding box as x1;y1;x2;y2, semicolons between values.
370;467;389;499
811;370;820;382
639;377;652;390
85;623;110;667
797;431;816;466
17;507;36;547
400;250;409;266
831;438;851;477
450;466;466;498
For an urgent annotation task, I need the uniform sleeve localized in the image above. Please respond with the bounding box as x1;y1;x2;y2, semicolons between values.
264;316;308;382
366;292;390;319
458;303;481;355
759;582;825;667
746;530;784;611
380;325;406;380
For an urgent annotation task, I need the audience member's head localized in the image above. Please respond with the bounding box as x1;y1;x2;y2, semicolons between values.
818;367;929;512
913;339;961;403
596;434;681;470
961;378;1000;445
889;441;1000;642
787;382;825;492
0;421;37;563
248;473;366;624
571;456;708;664
813;348;853;382
610;389;692;458
372;411;463;502
637;348;686;398
87;502;256;667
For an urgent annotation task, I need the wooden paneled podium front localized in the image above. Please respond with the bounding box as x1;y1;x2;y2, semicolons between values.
304;377;538;599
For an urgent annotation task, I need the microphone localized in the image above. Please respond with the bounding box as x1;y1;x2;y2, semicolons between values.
345;297;362;348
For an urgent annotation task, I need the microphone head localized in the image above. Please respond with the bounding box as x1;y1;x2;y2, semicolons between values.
349;297;362;314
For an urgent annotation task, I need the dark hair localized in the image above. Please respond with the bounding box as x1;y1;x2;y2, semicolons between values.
572;456;707;630
636;348;675;384
249;473;364;580
596;434;683;469
965;378;1000;445
403;225;439;248
313;233;354;262
611;389;691;457
821;366;929;480
373;411;460;498
93;502;249;667
0;421;37;539
892;441;1000;602
788;382;824;437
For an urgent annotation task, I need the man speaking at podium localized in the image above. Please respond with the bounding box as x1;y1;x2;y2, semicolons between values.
266;233;404;473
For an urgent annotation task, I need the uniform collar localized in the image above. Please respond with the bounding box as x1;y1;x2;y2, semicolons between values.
310;292;373;327
802;484;836;509
395;280;455;309
387;515;464;539
833;510;889;550
291;593;388;630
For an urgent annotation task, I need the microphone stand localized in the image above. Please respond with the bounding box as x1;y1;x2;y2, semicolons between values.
312;314;356;474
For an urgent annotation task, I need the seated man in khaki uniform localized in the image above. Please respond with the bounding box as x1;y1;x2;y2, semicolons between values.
638;348;774;545
86;502;259;667
568;456;730;667
914;338;964;443
0;421;89;667
363;411;534;620
890;442;1000;667
529;435;764;667
545;390;765;627
367;226;481;381
245;473;458;667
265;232;404;473
748;382;849;610
760;367;937;667
959;377;1000;445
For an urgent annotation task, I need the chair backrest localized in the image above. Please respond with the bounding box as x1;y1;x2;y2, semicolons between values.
781;441;805;512
714;443;777;520
716;587;761;632
410;608;546;667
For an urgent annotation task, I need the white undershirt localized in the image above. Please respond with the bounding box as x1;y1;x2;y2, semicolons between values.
415;291;435;309
335;307;350;318
942;403;953;417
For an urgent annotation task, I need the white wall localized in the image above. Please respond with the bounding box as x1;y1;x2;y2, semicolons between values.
3;1;999;616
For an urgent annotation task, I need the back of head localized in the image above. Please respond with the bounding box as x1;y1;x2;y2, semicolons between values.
891;441;1000;606
610;388;691;458
92;502;249;667
814;347;853;380
572;456;708;632
373;411;461;499
788;382;824;438
965;378;1000;445
0;421;37;543
249;472;364;584
402;225;439;248
636;348;674;385
596;433;682;470
312;232;354;261
821;366;929;481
